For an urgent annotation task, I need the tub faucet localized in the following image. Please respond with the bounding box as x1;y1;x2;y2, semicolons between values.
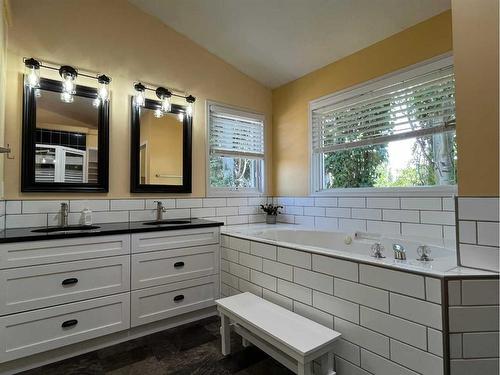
393;244;406;260
154;201;167;221
60;203;69;228
370;242;385;259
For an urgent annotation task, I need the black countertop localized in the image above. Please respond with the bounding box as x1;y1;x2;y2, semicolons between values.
0;218;224;244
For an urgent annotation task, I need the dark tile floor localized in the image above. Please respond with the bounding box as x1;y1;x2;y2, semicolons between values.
19;316;293;375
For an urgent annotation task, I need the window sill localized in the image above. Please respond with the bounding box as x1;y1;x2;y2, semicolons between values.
207;188;265;198
311;185;457;197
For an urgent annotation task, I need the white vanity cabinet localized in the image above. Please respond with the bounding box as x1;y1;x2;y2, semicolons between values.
130;227;220;327
0;225;221;369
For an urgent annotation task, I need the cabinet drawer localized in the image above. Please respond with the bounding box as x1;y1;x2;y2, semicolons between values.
0;256;130;315
0;293;130;363
131;227;219;254
131;276;217;327
132;245;219;290
0;235;131;269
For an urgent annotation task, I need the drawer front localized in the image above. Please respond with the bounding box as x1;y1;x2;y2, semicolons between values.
0;256;130;315
131;227;219;254
132;244;219;290
0;293;130;363
0;235;131;269
131;276;217;327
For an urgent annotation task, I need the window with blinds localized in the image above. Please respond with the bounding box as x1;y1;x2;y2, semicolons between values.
207;103;265;194
310;58;457;191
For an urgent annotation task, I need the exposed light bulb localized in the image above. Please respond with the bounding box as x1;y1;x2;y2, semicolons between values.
98;86;108;101
177;113;184;122
97;75;111;102
62;78;75;94
185;95;195;118
161;96;171;113
24;58;41;89
60;92;74;103
154;109;163;118
59;66;77;104
26;67;40;88
134;91;145;107
34;89;42;98
92;98;100;108
134;83;146;107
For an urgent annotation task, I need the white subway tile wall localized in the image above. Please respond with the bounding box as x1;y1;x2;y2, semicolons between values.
274;195;456;243
221;234;448;375
457;197;500;272
0;197;274;229
448;278;500;375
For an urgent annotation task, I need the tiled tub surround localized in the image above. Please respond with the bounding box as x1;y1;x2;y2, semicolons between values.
274;196;456;245
456;197;500;272
447;278;500;375
220;228;499;375
2;197;271;229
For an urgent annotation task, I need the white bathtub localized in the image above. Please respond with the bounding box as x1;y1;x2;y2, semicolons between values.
222;224;469;276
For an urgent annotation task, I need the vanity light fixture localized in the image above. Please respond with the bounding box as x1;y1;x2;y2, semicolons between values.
24;58;41;89
59;65;78;103
133;82;146;107
132;82;195;118
23;57;112;104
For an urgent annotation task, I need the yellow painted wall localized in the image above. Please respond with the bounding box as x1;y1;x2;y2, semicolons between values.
4;0;272;199
272;11;453;196
452;0;499;197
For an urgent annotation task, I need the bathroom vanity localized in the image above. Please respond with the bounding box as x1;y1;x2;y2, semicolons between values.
0;219;223;374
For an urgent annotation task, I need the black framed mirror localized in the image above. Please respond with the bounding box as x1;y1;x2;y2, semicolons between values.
130;98;192;193
22;77;109;192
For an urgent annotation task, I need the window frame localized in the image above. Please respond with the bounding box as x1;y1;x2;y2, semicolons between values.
309;54;457;197
205;100;266;197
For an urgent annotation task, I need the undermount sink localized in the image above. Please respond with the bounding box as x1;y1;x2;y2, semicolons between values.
31;225;101;233
142;219;192;225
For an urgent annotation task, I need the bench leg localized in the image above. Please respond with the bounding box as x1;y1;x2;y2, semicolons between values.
220;314;231;356
320;352;335;375
297;361;312;375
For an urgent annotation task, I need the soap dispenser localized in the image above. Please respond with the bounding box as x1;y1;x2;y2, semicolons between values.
82;207;93;226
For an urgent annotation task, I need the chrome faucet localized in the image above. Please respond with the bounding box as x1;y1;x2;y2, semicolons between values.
393;244;406;260
154;201;167;221
417;245;433;261
60;203;69;228
370;242;385;258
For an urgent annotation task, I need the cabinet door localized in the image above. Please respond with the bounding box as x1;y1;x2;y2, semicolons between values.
132;244;219;290
0;235;131;269
0;256;130;315
131;227;219;254
0;293;130;363
130;276;217;327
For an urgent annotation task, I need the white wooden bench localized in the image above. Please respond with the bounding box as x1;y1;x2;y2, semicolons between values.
215;292;341;375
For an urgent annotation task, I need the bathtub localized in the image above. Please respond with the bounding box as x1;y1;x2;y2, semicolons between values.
222;224;473;276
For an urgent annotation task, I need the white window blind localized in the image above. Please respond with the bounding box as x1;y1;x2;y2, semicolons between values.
209;105;264;159
312;65;456;153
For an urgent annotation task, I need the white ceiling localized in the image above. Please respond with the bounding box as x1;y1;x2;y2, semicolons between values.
129;0;451;88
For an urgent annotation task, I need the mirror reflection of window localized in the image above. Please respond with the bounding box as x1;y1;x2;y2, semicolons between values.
34;90;99;183
139;109;183;186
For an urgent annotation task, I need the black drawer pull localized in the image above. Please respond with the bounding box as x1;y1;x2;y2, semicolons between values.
174;261;185;268
62;278;78;286
173;294;185;302
61;319;78;328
